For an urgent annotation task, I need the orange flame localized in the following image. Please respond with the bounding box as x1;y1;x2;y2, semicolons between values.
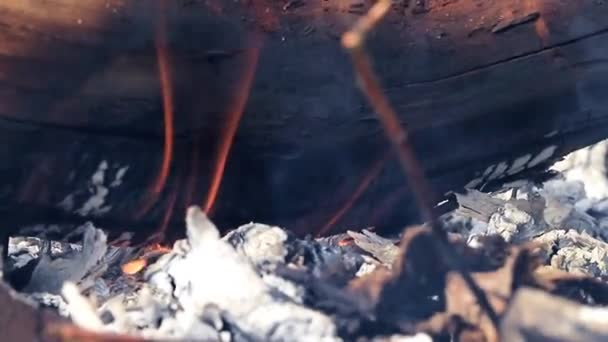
317;154;389;237
153;40;175;195
203;43;261;214
134;1;174;220
121;243;172;275
338;237;355;246
121;258;148;275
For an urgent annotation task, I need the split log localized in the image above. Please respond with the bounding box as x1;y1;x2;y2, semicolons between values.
1;0;608;241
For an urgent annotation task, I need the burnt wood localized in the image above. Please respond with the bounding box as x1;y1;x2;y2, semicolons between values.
0;0;608;243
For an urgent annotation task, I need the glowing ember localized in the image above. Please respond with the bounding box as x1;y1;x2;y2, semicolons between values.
203;43;261;214
144;242;172;254
122;243;172;275
121;258;148;275
317;154;389;237
337;237;354;247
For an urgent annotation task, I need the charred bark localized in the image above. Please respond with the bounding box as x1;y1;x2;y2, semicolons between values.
1;0;608;241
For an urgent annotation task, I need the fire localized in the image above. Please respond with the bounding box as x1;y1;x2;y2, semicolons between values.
121;258;148;275
135;0;174;220
153;30;175;195
338;237;354;247
317;154;389;237
135;1;174;218
203;43;261;214
121;243;172;275
144;242;172;254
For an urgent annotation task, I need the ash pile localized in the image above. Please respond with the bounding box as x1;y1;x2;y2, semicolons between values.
5;143;608;341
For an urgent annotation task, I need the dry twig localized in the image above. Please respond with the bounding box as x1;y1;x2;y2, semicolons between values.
341;0;500;331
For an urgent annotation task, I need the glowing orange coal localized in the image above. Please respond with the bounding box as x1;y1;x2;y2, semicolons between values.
121;258;148;275
121;243;172;275
203;43;261;215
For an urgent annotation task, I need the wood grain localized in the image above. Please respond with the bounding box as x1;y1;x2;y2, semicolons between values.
0;0;607;239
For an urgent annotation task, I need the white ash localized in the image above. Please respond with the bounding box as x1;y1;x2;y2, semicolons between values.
552;140;608;200
62;281;104;331
372;333;433;342
154;207;339;341
447;140;608;279
452;140;608;244
22;222;108;294
11;206;390;341
485;203;535;242
534;229;608;278
223;222;294;266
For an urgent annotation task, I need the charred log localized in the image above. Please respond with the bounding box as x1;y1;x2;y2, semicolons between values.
0;0;608;243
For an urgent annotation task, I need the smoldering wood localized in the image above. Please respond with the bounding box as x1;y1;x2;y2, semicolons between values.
1;0;608;242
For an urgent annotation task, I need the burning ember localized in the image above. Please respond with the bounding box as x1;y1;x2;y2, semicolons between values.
121;258;147;275
121;243;172;275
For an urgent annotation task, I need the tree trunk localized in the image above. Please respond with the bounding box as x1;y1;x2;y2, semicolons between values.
1;0;608;240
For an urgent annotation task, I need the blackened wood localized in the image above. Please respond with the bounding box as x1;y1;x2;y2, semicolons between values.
0;281;64;341
0;1;608;241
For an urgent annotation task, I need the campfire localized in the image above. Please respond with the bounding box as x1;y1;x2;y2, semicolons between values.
2;0;608;341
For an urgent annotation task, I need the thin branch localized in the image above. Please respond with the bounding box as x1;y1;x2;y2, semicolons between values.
341;0;500;329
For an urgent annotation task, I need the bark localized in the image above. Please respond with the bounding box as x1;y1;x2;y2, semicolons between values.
0;0;608;240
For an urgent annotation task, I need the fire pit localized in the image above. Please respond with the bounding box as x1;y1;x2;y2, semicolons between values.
2;0;608;341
